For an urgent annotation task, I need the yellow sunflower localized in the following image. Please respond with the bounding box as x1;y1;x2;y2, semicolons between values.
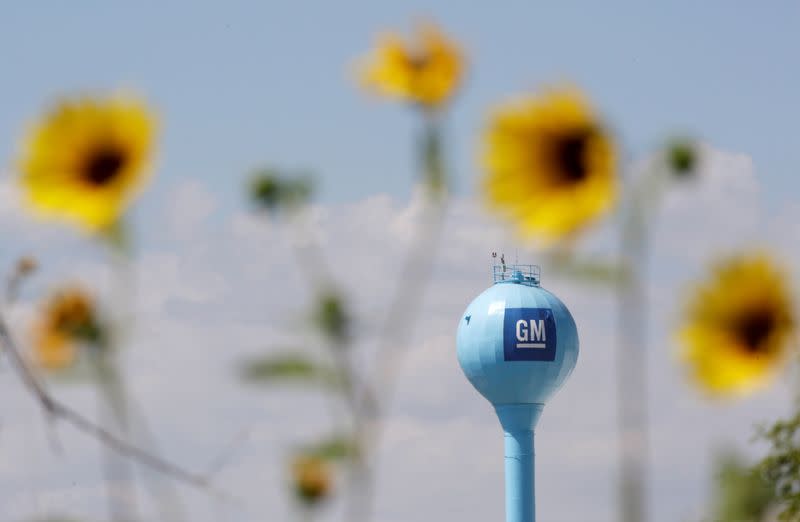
481;88;617;243
18;94;156;232
291;455;332;506
678;254;796;397
33;287;98;370
358;21;464;109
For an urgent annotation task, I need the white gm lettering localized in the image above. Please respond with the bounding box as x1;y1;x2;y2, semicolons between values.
515;319;546;348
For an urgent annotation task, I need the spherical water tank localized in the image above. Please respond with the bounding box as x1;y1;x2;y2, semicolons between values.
456;267;579;406
456;265;579;522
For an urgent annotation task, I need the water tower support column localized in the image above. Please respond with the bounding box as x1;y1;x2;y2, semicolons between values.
457;264;579;522
495;403;544;522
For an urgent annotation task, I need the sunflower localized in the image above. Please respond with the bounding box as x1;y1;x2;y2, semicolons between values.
291;455;332;506
358;21;464;109
18;95;156;232
33;287;99;370
481;88;617;243
679;254;796;397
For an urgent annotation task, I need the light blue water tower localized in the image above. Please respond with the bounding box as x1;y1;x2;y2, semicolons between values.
456;264;579;522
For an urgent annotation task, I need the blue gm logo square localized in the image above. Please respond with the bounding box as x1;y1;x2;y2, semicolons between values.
503;308;557;361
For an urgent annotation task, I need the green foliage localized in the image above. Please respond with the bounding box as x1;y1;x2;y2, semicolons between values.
757;410;800;521
312;291;351;345
666;138;698;178
240;352;342;388
306;434;358;461
100;218;132;254
248;168;313;213
709;451;774;522
421;120;445;197
250;172;281;209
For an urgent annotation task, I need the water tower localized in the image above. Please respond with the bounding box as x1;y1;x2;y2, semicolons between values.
456;264;579;522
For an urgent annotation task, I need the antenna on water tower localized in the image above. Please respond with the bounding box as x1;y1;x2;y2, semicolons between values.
456;263;579;522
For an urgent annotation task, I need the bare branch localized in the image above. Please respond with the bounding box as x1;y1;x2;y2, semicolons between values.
204;424;255;479
0;315;231;499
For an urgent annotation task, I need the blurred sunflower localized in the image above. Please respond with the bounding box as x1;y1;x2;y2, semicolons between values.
33;286;100;369
291;455;332;506
358;21;464;109
18;95;156;232
679;254;796;397
481;88;617;243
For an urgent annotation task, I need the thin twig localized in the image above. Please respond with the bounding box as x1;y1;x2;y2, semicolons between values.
0;315;227;496
2;259;64;454
124;387;189;522
91;348;141;522
107;230;191;521
204;424;255;479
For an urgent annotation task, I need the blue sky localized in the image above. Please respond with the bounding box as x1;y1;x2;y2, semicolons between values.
1;3;799;521
2;2;799;213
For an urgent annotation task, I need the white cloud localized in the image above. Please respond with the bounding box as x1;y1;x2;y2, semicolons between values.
0;144;797;521
656;143;761;266
167;180;218;241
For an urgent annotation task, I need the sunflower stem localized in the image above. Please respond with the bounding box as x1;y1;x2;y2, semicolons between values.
90;345;141;522
104;225;189;521
352;113;449;522
617;160;670;522
272;109;449;522
282;204;373;522
420;113;446;197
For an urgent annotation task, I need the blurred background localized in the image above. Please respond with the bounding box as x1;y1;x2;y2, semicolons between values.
1;2;799;522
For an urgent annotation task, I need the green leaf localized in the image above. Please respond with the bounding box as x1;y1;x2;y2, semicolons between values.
755;409;800;520
709;450;774;522
420;119;446;199
665;137;699;178
306;434;358;461
247;168;314;213
249;169;282;211
240;352;341;388
312;292;351;345
100;218;132;255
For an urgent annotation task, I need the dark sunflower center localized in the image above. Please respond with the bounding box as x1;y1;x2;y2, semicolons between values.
733;310;776;352
408;53;430;72
84;147;126;186
552;131;592;183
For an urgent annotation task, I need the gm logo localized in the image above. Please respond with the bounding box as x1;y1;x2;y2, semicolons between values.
503;308;557;361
